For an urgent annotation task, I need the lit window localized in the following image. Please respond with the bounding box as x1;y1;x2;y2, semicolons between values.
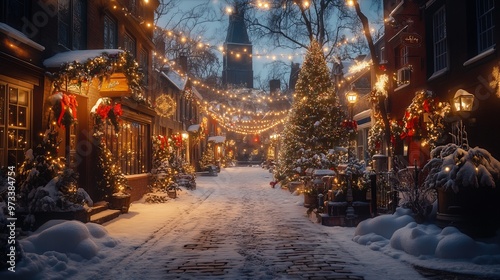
0;82;31;168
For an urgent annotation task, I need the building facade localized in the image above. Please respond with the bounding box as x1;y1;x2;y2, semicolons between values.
0;0;206;203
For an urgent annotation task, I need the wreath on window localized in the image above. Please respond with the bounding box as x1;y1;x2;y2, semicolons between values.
155;95;175;118
91;97;123;136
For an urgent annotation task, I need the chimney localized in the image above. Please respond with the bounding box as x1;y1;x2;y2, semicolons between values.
177;55;188;73
269;79;280;95
289;62;300;90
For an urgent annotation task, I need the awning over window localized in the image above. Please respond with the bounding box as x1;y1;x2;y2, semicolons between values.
188;124;200;132
208;136;226;143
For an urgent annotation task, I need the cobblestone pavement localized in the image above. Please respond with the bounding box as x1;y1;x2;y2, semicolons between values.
94;167;498;280
413;266;500;280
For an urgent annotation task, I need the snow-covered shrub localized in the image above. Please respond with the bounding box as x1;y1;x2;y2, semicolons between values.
423;143;500;192
393;167;436;223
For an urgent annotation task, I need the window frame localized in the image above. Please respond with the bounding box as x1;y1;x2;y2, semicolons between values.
476;0;495;53
58;0;87;50
432;6;448;74
104;14;117;49
105;117;150;175
0;81;32;168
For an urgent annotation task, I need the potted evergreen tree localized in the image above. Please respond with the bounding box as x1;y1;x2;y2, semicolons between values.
423;143;500;237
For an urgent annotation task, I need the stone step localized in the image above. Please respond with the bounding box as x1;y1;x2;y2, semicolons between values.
87;201;110;217
89;209;121;224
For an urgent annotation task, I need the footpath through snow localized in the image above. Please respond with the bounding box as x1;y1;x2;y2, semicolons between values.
2;167;500;279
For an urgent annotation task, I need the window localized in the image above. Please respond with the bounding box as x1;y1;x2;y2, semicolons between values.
106;119;150;175
139;48;149;84
399;46;409;67
379;46;387;64
128;0;138;15
123;32;136;56
58;0;87;50
397;67;411;87
476;0;495;53
433;7;448;73
104;15;117;49
0;82;31;168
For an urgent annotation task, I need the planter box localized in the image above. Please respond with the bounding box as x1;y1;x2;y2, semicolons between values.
288;181;303;193
167;189;177;199
304;193;318;208
109;194;131;214
437;187;500;238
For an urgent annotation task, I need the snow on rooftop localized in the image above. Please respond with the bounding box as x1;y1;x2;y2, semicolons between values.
0;22;44;51
207;135;226;143
187;124;200;132
43;49;124;68
161;69;187;91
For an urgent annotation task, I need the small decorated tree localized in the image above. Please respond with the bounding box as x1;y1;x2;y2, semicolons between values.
16;121;91;229
146;135;177;203
199;144;215;168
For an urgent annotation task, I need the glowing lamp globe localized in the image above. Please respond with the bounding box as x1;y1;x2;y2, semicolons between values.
346;91;358;105
453;89;474;112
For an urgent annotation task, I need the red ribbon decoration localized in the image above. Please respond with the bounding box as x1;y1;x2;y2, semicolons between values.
57;92;78;127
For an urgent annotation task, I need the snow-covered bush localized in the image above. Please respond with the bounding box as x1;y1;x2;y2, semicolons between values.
393;167;436;223
423;143;500;192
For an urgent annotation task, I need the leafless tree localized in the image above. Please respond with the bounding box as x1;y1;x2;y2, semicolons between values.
154;0;223;80
225;0;382;61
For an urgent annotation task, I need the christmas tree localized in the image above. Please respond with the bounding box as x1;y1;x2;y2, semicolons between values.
275;40;345;183
199;144;215;168
149;136;176;190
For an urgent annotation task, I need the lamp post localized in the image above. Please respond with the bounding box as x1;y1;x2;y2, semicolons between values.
181;132;189;162
453;89;474;150
345;88;358;223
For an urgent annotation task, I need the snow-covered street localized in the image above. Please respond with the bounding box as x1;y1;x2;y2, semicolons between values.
4;167;500;279
89;166;425;280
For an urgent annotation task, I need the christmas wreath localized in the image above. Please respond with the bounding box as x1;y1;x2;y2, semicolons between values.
154;94;175;118
400;90;450;147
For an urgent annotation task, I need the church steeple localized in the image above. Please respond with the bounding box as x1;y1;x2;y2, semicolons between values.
222;2;253;88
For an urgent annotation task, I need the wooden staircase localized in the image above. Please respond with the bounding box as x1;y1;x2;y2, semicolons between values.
87;201;122;224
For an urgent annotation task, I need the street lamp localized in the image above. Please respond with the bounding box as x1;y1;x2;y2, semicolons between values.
453;89;474;112
345;88;358;223
181;132;189;161
453;89;474;150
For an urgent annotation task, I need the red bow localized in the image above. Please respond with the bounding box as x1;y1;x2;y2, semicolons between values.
57;92;78;127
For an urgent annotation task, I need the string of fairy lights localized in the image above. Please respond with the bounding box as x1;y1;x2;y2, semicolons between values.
108;0;374;135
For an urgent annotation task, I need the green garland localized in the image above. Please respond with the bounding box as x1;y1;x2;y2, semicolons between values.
47;50;150;106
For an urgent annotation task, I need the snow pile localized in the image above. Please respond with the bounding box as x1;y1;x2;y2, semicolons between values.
1;220;117;279
353;208;500;264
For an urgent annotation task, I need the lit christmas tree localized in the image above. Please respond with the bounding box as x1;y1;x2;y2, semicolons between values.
148;136;175;189
275;40;345;182
199;144;216;168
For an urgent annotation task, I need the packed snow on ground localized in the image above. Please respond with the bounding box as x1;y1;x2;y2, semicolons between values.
2;167;500;280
